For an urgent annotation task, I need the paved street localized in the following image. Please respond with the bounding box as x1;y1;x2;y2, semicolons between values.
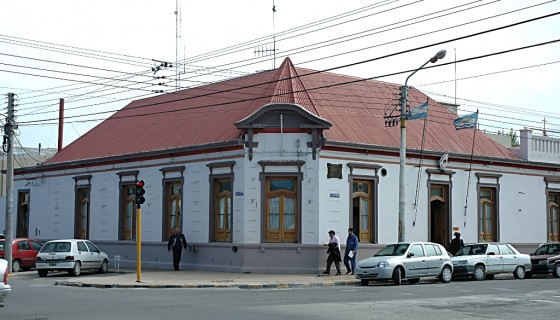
3;272;559;320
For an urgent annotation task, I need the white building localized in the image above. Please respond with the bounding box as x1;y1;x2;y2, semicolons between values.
5;58;560;273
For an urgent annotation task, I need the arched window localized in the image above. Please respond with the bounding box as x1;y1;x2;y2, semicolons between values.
164;181;182;240
479;188;497;241
75;187;90;239
120;185;136;240
266;177;298;243
352;181;373;242
214;179;232;242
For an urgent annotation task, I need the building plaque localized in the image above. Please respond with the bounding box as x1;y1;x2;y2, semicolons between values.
327;163;342;179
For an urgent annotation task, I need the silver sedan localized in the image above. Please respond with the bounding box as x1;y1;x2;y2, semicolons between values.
451;243;532;280
355;242;453;286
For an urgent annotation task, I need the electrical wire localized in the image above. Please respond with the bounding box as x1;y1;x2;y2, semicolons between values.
16;37;560;128
8;2;552;117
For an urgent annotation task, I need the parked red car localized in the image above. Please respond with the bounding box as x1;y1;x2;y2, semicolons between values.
0;238;43;272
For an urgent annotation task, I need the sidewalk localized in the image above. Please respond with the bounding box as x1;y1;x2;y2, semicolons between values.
45;269;359;289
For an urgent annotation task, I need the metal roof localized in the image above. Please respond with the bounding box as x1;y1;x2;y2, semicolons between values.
45;57;517;165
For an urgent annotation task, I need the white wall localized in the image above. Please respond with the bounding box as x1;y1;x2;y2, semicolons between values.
318;149;557;246
242;131;320;244
7;136;558;248
11;149;243;243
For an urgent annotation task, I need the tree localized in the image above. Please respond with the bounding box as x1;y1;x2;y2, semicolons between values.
509;128;520;147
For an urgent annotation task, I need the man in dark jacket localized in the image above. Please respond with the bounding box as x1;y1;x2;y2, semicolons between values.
344;228;359;275
449;232;464;256
167;228;188;271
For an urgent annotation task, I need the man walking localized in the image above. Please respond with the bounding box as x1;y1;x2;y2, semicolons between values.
344;228;359;275
167;228;188;271
323;230;342;275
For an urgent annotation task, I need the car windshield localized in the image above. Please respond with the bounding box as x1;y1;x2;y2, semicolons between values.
533;244;560;255
455;244;488;256
40;241;71;253
374;243;410;256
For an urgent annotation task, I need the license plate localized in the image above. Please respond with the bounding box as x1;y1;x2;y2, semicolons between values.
49;263;57;267
539;260;547;264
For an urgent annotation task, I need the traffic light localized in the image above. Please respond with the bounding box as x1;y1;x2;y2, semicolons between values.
135;180;146;205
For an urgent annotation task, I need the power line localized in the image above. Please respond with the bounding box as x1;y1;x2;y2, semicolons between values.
17;37;560;127
297;0;554;65
0;68;168;93
0;36;152;68
8;1;547;111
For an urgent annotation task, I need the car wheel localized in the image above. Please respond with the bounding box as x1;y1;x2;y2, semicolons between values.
440;265;453;283
408;278;420;284
99;260;109;273
38;270;48;277
70;261;82;276
360;279;369;286
392;267;403;285
473;265;486;281
12;259;21;272
513;266;525;279
553;264;560;278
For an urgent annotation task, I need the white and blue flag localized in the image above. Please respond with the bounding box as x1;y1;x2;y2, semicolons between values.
406;102;428;120
453;111;478;130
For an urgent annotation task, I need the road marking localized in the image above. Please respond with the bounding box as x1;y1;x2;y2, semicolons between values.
529;300;555;304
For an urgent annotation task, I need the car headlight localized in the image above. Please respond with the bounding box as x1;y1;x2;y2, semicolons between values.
377;261;390;268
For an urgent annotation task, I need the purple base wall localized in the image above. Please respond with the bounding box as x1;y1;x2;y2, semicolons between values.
72;241;542;273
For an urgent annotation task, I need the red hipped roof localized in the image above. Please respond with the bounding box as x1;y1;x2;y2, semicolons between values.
45;57;517;164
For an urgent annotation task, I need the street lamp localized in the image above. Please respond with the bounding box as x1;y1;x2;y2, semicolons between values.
398;49;446;242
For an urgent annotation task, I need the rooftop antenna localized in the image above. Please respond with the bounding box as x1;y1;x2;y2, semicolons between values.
272;0;277;69
175;0;182;91
253;1;278;69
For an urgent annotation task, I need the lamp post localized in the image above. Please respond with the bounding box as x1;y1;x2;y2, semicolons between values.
398;49;446;242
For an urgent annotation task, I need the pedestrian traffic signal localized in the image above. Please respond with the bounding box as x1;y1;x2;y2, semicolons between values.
135;180;145;205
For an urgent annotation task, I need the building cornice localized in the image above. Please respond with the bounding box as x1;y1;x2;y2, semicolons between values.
322;141;560;172
15;140;243;175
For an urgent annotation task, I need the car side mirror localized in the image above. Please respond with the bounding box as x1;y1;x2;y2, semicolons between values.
487;252;495;255
407;252;415;258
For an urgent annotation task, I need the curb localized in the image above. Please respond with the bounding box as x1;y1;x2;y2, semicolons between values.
54;279;359;289
9;269;129;278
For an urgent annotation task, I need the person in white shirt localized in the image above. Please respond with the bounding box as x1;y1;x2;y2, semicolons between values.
323;230;342;275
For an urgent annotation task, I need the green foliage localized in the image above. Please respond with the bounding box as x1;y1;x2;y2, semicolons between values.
509;128;520;147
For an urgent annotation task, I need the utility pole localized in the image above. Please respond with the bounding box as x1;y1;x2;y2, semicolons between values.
398;50;446;242
4;93;16;273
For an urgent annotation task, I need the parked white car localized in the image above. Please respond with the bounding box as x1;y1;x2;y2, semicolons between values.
355;242;453;286
0;258;11;307
451;243;532;280
36;239;109;277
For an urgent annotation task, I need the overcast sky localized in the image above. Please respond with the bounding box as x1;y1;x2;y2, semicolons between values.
1;0;559;150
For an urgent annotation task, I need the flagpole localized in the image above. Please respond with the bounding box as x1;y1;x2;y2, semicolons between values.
454;48;457;108
413;100;429;227
463;110;479;226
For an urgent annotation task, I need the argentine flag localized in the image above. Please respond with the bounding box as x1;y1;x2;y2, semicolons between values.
406;102;428;120
453;111;478;130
